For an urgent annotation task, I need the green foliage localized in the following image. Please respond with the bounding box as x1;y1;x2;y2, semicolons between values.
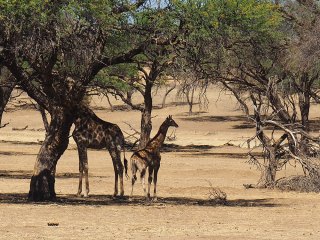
95;63;139;92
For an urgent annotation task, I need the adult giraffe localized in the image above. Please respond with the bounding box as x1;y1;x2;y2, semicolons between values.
72;107;128;198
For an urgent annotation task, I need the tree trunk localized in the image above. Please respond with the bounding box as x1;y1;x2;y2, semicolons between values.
28;106;74;201
261;148;277;187
161;82;176;109
187;88;195;115
268;90;292;123
37;104;50;133
298;74;311;132
106;94;114;112
138;83;153;149
299;93;310;131
0;69;15;127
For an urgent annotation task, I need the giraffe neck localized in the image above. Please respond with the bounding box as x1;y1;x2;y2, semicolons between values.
145;123;169;151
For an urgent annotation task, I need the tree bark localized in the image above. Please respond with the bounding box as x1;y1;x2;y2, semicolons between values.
0;69;16;127
297;73;312;132
28;106;74;201
299;92;310;131
138;82;153;149
260;146;279;187
37;104;50;133
188;88;195;115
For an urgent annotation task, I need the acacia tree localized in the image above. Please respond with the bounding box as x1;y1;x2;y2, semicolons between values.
280;0;320;131
92;6;184;149
178;0;320;187
0;0;164;201
93;49;178;149
218;0;319;187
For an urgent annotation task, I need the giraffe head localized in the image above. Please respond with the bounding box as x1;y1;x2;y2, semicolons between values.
165;115;179;128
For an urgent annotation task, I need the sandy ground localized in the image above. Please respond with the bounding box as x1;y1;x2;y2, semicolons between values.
0;87;319;239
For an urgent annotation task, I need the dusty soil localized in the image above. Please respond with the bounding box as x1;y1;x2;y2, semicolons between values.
0;87;319;239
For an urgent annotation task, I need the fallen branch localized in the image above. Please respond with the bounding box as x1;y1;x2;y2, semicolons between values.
12;125;28;131
0;122;9;129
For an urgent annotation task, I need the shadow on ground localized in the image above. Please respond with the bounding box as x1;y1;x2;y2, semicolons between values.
181;115;248;123
0;170;83;179
0;193;280;208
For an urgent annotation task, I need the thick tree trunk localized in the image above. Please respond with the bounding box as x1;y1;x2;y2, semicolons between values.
28;107;74;201
138;83;153;149
298;74;311;132
261;148;277;187
139;109;152;149
0;69;15;127
299;93;310;131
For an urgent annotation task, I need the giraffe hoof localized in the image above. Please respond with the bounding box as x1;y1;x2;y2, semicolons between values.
153;197;158;202
76;193;82;197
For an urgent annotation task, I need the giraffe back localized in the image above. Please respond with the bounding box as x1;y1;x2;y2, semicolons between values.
72;116;125;150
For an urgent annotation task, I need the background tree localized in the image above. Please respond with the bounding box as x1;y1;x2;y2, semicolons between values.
92;4;184;149
176;0;320;187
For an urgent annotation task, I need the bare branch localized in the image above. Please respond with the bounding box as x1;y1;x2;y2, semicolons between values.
0;122;9;128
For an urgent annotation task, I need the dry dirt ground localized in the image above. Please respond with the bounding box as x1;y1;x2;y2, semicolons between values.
0;87;319;239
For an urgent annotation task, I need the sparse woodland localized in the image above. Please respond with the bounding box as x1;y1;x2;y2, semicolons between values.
0;0;319;203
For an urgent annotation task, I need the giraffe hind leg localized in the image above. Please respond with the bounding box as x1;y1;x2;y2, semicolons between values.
129;160;138;201
109;147;124;198
147;167;154;200
77;163;83;197
140;168;147;199
153;164;160;202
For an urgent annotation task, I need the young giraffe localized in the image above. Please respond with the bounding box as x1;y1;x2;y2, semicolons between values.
130;115;178;201
72;107;128;198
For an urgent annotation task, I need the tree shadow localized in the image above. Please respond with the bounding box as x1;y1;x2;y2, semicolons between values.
0;170;81;179
182;115;248;123
0;193;280;208
0;151;37;156
309;119;320;132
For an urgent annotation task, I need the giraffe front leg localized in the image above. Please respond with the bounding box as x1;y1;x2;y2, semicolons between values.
77;145;89;197
130;174;137;201
77;169;83;197
83;160;89;198
129;160;137;201
77;148;84;197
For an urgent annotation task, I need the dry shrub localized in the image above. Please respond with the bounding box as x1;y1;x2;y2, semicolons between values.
276;175;320;193
207;181;227;204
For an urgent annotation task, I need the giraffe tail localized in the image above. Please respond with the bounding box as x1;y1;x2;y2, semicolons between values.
124;157;129;179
